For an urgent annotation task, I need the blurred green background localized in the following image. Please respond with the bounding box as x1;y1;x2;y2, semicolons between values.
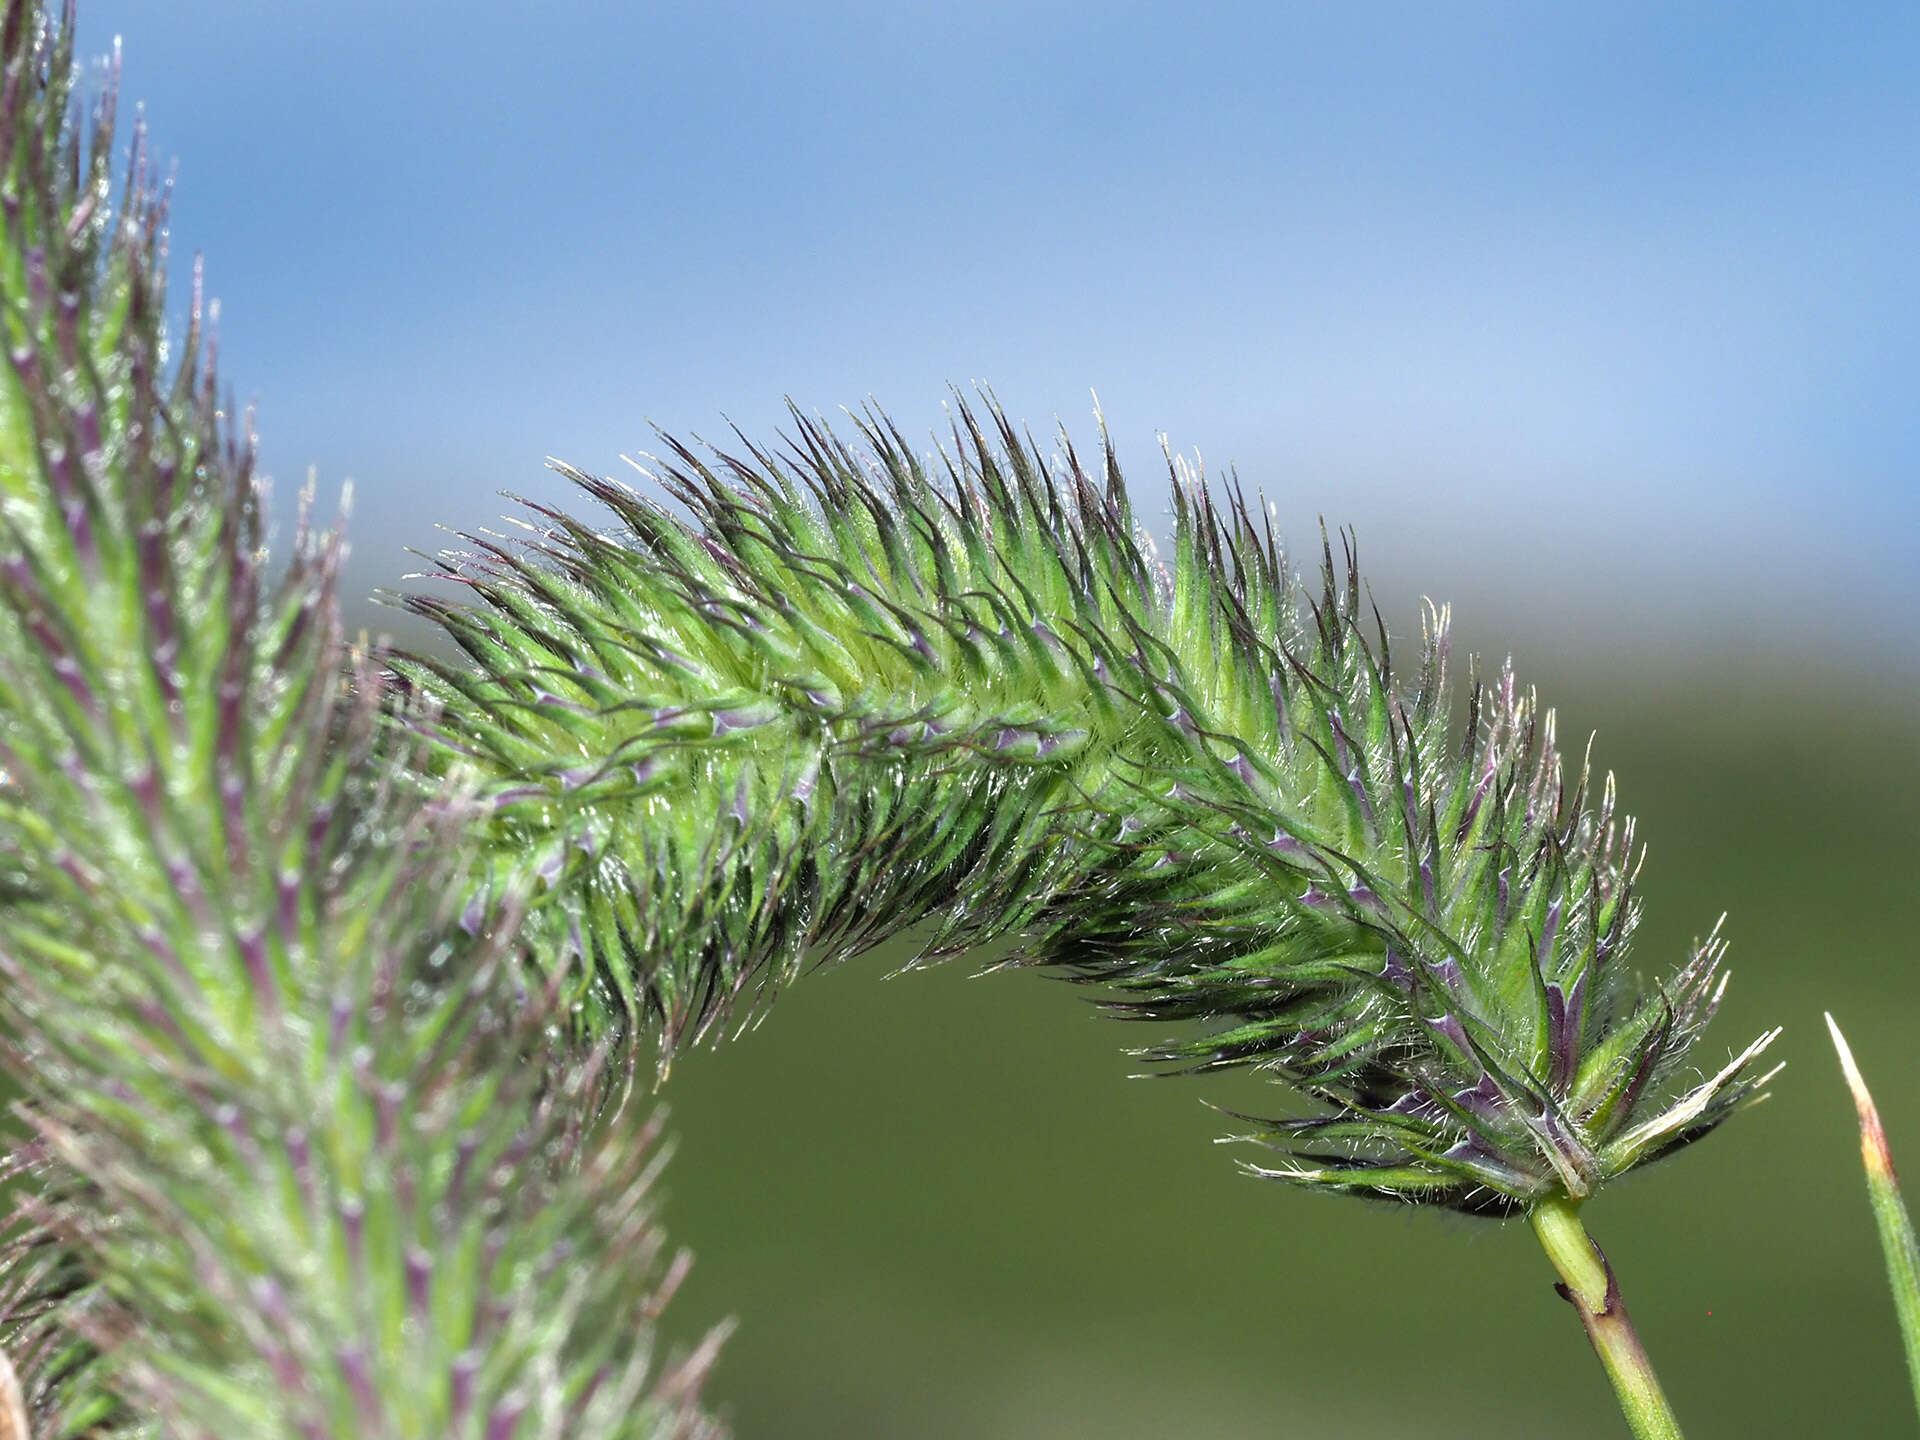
604;645;1920;1439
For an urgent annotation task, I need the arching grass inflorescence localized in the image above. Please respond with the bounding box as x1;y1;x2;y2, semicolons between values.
400;397;1779;1216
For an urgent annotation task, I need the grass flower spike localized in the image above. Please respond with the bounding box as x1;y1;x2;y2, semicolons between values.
404;403;1779;1217
402;403;1782;1431
0;4;725;1434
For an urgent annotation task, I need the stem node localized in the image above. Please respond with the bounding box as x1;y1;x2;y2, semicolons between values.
1530;1193;1686;1440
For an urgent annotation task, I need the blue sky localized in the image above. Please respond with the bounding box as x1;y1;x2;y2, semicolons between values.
72;2;1920;671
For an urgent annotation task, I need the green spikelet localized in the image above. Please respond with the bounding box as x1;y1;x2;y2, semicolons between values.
402;398;1779;1214
0;4;727;1433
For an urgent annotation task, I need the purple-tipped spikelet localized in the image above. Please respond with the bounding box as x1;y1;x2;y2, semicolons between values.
0;4;726;1434
403;401;1779;1214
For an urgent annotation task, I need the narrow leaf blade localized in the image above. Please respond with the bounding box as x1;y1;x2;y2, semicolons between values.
1828;1012;1920;1421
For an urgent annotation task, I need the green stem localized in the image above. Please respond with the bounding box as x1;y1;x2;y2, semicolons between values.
1529;1193;1686;1440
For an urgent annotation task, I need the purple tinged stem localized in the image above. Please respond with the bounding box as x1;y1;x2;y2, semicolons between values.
212;1101;252;1156
336;1345;380;1429
61;488;97;574
1440;1136;1533;1190
63;183;97;243
1346;767;1374;828
132;997;185;1044
0;552;37;602
1537;898;1563;973
448;1134;478;1205
53;846;92;895
374;1082;400;1151
449;1351;480;1428
164;851;212;931
216;661;248;877
339;1196;366;1278
237;923;280;1024
251;1280;307;1394
306;799;336;861
136;923;194;990
556;765;596;792
261;1342;306;1402
71;392;101;463
0;65;18;167
1462;757;1496;835
711;705;772;735
50;651;94;714
251;1276;290;1326
217;668;246;769
277;867;301;939
1451;1073;1504;1120
1595;898;1627;972
405;1246;433;1321
137;514;180;665
790;753;819;807
1565;970;1588;1077
1545;978;1580;1095
1326;707;1352;774
1613;1012;1672;1123
1428;1011;1470;1053
22;245;46;320
1383;1087;1443;1120
285;1126;315;1213
485;1393;528;1440
153;450;177;516
530;687;587;713
328;992;353;1059
140;526;182;706
24;610;95;714
489;784;549;810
